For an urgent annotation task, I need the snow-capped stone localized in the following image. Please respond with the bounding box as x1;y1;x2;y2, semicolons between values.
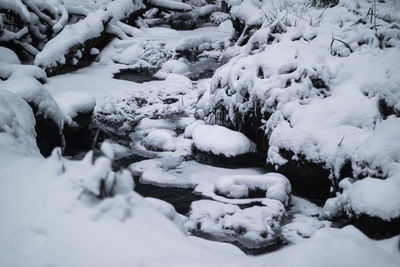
214;173;291;206
141;129;177;152
185;199;286;249
192;125;257;157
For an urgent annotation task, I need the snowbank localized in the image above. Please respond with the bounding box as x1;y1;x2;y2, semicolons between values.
192;124;257;157
0;89;39;156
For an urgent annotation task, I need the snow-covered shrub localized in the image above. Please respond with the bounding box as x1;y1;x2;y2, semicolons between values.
81;144;134;199
214;173;291;206
176;35;229;61
200;43;331;152
323;118;400;223
185;199;286;249
113;40;174;68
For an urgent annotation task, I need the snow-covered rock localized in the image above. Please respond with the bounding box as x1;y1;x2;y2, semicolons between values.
281;214;331;244
141;129;177;152
0;89;40;156
55;91;96;127
185;199;286;249
214;173;291;206
192;124;257;157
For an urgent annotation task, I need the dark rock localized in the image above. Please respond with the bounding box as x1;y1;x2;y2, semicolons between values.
29;103;64;157
333;214;400;240
192;146;264;168
269;149;333;202
378;98;399;119
63;110;95;155
169;13;199;30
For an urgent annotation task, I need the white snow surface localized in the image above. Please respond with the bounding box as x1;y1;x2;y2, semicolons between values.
192;124;257;157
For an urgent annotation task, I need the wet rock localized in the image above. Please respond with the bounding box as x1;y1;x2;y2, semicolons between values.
63;110;95;155
269;149;333;202
169;13;199;30
193;147;264;168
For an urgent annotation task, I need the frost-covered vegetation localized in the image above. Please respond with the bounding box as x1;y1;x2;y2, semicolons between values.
1;0;400;266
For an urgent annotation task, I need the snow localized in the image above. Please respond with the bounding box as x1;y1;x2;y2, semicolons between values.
141;129;177;152
185;199;286;249
184;119;205;138
34;0;144;69
155;59;190;79
0;74;64;130
0;47;21;64
214;173;291;206
54;91;96;125
145;197;187;230
0;90;40;157
192;124;257;157
281;214;331;244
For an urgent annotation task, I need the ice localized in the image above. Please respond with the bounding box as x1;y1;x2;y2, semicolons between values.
192;124;257;157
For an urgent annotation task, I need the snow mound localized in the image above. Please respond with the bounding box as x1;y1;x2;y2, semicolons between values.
183;119;205;139
214;173;291;206
192;124;257;157
352;117;400;179
145;197;187;230
185;199;286;249
55;91;96;126
0;46;21;64
141;129;177;152
0;90;39;156
0;75;63;130
155;59;190;79
281;214;331;244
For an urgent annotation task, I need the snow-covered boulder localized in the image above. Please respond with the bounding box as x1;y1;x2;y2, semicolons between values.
185;199;286;249
141;129;177;152
192;124;260;166
55;91;96;154
322;117;400;237
214;173;291;206
281;214;331;244
0;61;64;156
0;89;40;156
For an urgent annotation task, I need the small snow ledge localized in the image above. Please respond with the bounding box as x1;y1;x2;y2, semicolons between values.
192;125;257;157
214;173;291;206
